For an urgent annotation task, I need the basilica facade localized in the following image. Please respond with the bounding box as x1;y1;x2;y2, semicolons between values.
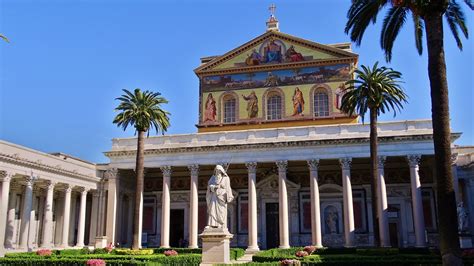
1;17;473;255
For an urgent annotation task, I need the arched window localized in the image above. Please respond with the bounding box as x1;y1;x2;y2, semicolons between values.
267;94;282;120
313;91;329;117
223;97;236;123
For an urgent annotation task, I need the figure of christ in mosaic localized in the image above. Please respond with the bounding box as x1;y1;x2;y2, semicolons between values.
242;91;259;119
206;165;234;229
204;93;217;122
263;39;282;63
292;87;305;116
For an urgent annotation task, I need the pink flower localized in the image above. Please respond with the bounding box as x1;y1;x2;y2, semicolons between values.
36;249;52;256
164;249;178;256
295;250;309;257
105;242;114;253
280;259;300;265
303;245;317;255
87;259;106;266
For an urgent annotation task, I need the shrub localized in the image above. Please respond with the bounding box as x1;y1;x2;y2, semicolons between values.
163;249;178;256
86;259;106;266
295;251;309;257
36;249;52;256
230;248;246;260
114;249;154;255
93;248;109;254
152;247;201;254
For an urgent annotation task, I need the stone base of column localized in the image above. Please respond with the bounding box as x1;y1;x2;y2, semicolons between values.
460;234;473;248
94;236;108;248
188;245;198;249
245;246;260;254
278;245;290;249
200;227;233;266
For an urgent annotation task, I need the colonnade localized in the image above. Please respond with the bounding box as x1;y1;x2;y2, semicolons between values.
0;171;94;252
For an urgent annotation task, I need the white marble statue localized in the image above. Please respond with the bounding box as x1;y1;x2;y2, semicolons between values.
458;202;468;232
206;164;234;229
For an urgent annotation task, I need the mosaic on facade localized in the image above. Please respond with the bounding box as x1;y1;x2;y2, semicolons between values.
201;63;351;92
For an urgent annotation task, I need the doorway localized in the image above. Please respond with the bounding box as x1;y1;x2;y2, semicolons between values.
388;222;399;247
169;209;185;247
265;202;279;249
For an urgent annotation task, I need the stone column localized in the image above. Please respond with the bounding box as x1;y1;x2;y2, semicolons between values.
160;166;172;248
377;156;390;247
76;188;88;247
19;176;35;250
188;164;199;248
276;160;290;249
89;191;99;245
340;158;355;247
60;185;72;247
5;192;17;249
105;168;119;245
245;162;259;252
407;155;426;247
451;154;460;203
41;181;55;248
0;171;12;251
307;159;322;247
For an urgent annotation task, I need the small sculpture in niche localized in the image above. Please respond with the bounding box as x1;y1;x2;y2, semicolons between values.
292;87;305;116
324;205;339;234
203;93;217;122
457;201;469;232
242;91;259;118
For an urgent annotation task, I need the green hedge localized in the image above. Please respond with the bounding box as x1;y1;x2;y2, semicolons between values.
114;249;154;255
152;248;201;254
0;257;145;265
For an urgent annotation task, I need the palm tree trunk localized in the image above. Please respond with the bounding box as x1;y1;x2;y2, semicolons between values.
132;130;146;250
369;108;380;247
424;12;461;266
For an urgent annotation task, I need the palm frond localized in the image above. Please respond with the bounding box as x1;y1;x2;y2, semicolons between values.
0;34;9;43
412;14;424;55
463;0;474;10
345;0;389;45
381;6;408;62
445;0;469;50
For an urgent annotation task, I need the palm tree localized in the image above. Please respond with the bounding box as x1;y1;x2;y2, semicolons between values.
345;1;471;264
340;62;407;247
113;88;170;250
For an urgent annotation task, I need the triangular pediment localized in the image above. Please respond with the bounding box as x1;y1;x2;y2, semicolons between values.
256;173;300;190
195;31;357;75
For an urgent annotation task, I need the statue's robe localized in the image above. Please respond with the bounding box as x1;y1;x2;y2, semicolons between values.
206;173;233;228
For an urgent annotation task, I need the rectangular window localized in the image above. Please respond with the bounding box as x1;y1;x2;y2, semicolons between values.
267;95;282;120
224;99;236;123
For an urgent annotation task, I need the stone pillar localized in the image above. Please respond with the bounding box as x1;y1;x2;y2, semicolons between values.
377;156;390;247
89;191;99;245
340;157;355;247
307;159;322;247
5;192;17;249
276;160;290;249
41;181;55;248
188;164;199;248
60;185;72;247
76;188;88;247
245;162;259;253
105;168;119;245
19;176;35;250
407;155;426;247
160;166;172;248
0;171;12;251
451;154;460;203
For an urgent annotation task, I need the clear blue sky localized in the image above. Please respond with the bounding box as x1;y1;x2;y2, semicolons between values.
1;0;473;163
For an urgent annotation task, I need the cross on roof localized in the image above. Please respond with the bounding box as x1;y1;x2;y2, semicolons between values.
269;4;276;17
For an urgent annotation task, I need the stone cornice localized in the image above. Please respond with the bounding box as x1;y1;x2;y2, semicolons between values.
105;133;450;158
0;152;100;182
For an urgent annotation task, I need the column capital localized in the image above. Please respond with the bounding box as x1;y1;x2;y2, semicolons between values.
339;157;352;170
377;156;387;169
0;170;13;182
245;162;258;174
45;180;57;191
77;186;89;195
104;168;119;180
307;159;320;172
187;164;199;176
160;165;172;177
64;184;72;193
276;160;288;172
407;154;421;168
451;153;458;165
25;175;37;187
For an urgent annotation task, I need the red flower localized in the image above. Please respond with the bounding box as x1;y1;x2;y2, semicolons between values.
36;249;52;256
164;249;178;256
87;259;106;266
303;245;317;255
295;250;309;257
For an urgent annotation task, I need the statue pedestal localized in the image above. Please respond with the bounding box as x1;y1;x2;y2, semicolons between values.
200;227;233;266
94;236;108;248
